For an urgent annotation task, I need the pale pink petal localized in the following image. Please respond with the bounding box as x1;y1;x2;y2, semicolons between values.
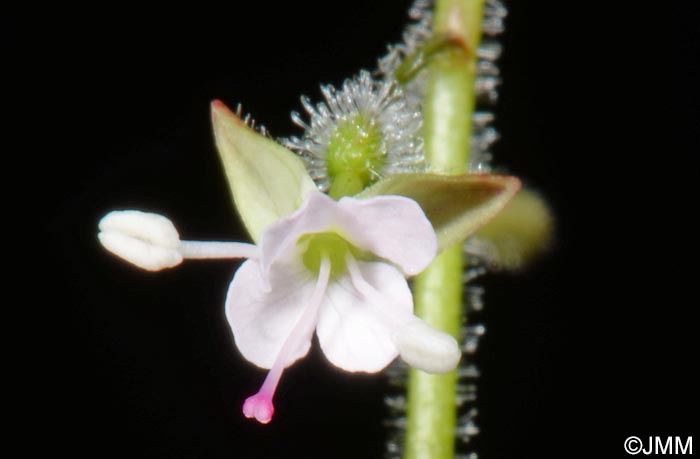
336;195;437;275
259;191;437;278
225;258;317;369
316;260;415;372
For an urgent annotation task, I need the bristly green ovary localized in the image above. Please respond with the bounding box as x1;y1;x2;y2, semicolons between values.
327;114;386;198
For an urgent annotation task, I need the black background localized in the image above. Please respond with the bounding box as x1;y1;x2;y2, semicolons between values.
12;1;698;458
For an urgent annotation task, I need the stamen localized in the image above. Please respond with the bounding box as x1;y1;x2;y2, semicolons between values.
98;210;258;271
179;241;258;259
243;255;331;424
346;254;417;333
346;254;407;323
392;319;462;374
98;210;182;271
346;254;387;305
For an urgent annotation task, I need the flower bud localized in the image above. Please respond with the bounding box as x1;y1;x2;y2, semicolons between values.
98;210;182;271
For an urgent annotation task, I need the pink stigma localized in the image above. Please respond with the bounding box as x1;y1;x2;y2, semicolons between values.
243;392;275;424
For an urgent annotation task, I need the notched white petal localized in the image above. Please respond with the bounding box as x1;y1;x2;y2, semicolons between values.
392;319;461;374
97;210;183;271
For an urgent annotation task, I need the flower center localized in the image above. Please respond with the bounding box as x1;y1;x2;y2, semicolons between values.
326;113;386;198
300;232;355;278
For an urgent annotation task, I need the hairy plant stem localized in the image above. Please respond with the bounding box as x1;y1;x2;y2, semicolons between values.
404;1;485;459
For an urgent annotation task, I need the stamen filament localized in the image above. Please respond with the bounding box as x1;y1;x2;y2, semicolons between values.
346;254;385;303
243;255;332;424
345;254;415;330
179;241;258;259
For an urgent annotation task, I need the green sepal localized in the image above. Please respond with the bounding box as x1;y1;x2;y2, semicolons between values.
358;173;521;251
211;100;317;242
473;188;554;270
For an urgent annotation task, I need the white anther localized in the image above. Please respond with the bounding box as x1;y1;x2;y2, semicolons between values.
392;319;462;374
98;210;183;271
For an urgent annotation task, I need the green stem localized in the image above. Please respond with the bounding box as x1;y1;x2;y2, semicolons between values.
404;1;485;459
329;171;365;199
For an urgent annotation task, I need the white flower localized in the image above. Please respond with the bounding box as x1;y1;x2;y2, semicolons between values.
98;191;461;425
228;191;459;423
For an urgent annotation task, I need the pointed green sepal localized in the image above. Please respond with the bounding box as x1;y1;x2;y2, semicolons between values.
211;100;317;242
473;188;554;270
358;173;521;251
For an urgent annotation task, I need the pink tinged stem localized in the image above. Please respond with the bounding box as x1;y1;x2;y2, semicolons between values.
179;241;258;259
242;255;332;424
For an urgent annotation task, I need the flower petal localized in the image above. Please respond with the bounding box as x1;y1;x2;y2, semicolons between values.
316;260;414;372
225;258;317;369
259;191;436;278
336;195;437;275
